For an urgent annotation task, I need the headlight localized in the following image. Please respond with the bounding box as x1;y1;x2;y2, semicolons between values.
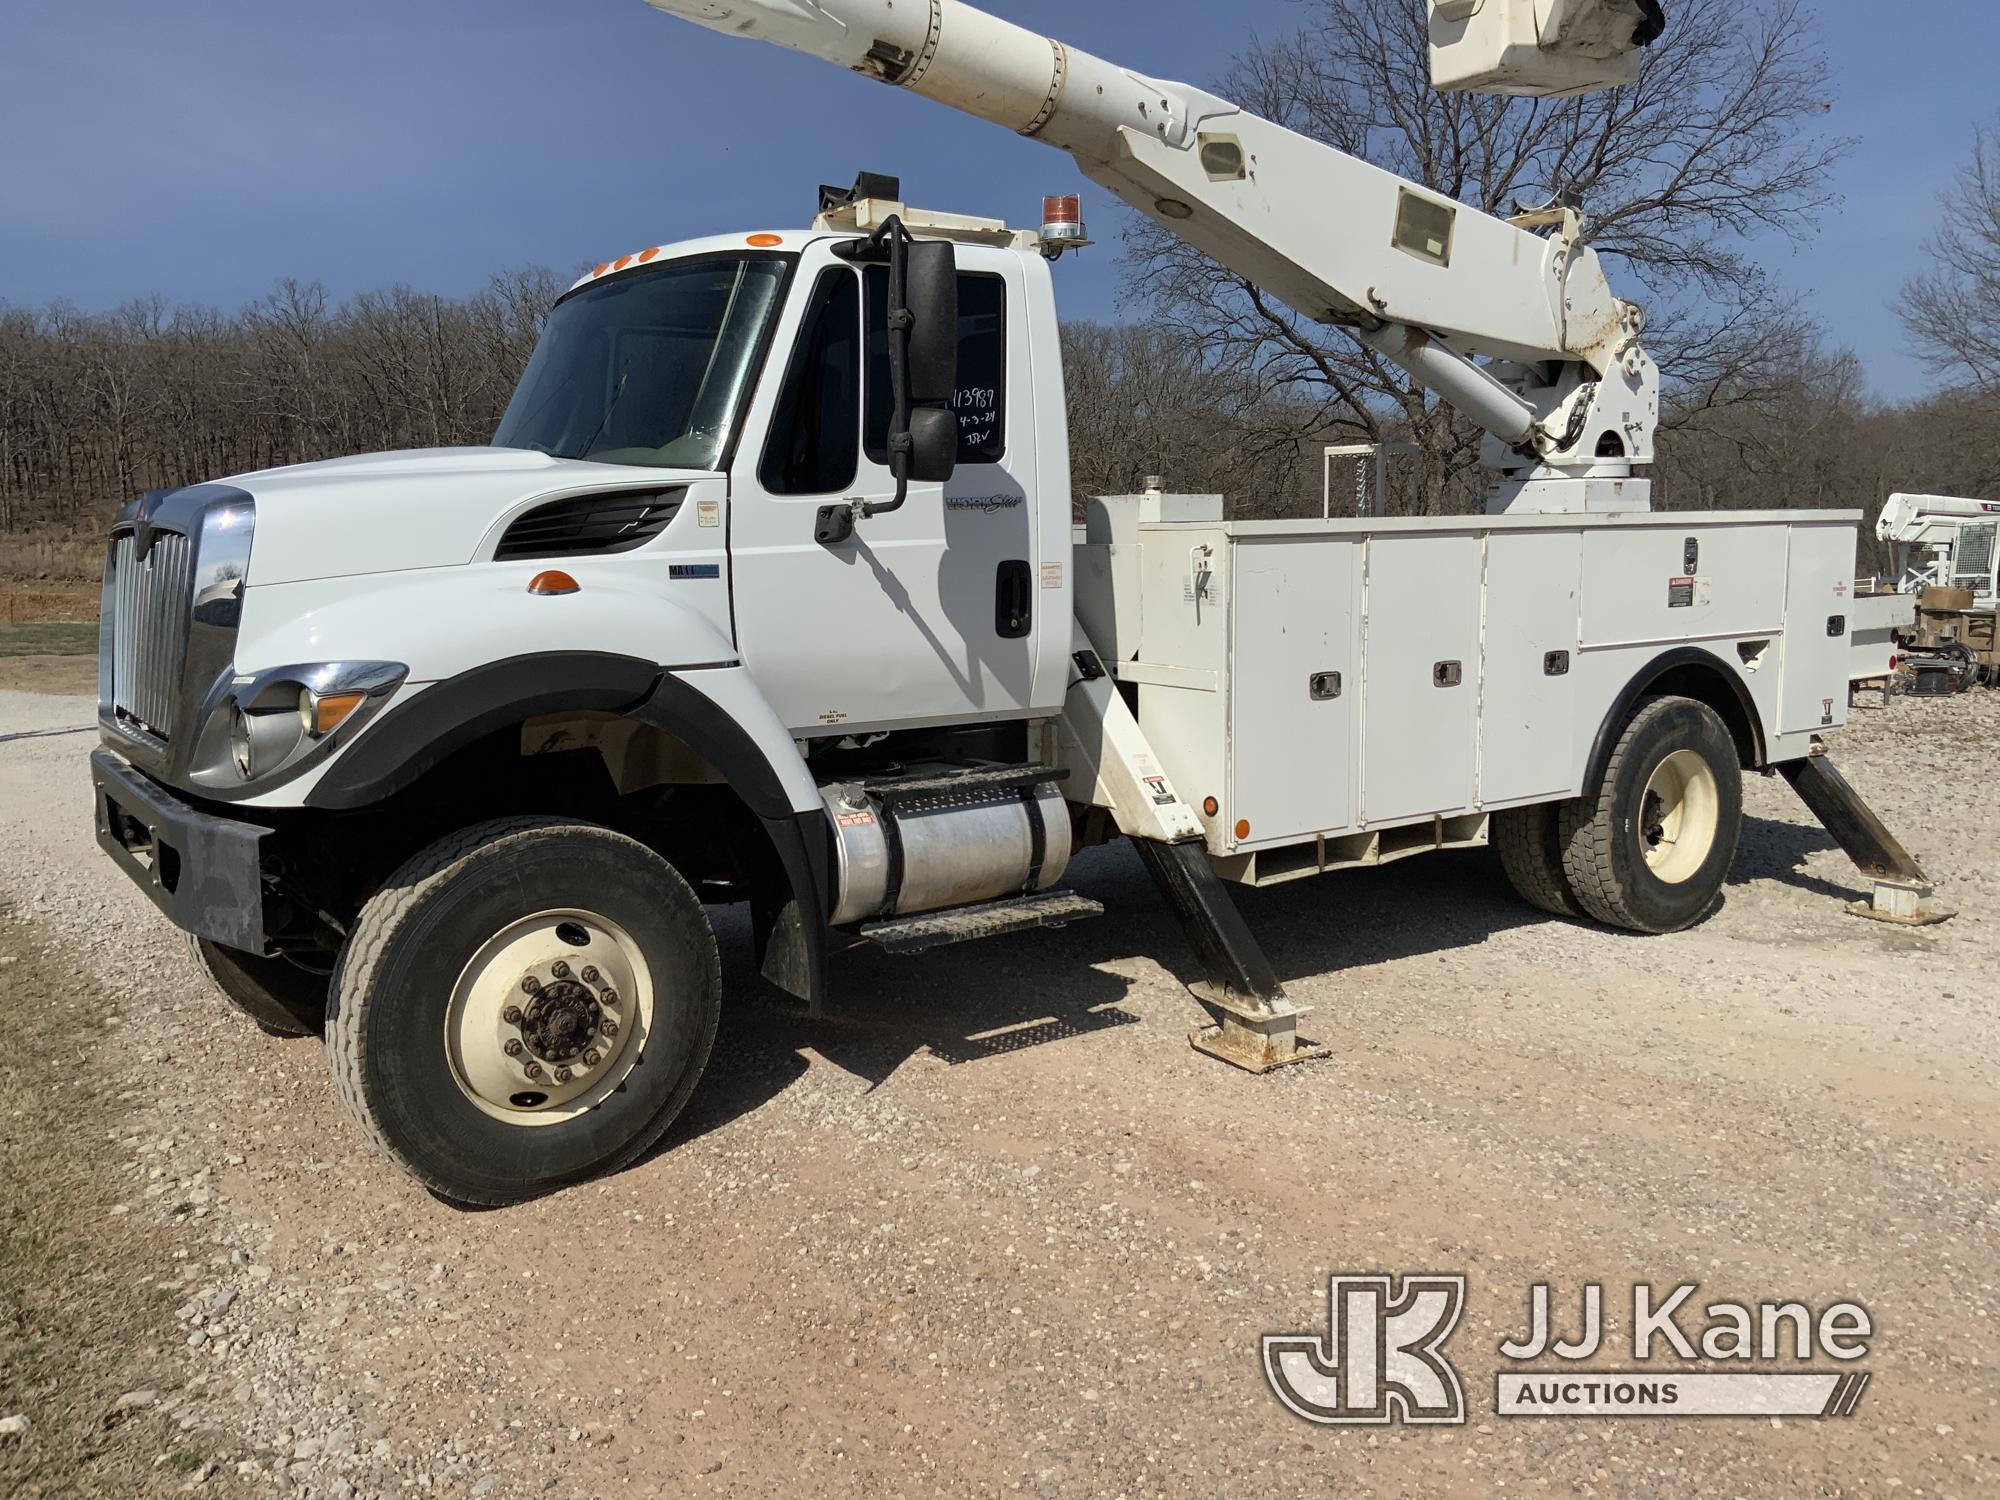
190;660;407;791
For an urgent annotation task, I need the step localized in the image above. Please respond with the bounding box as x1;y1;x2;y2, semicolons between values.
859;761;1069;810
859;890;1104;955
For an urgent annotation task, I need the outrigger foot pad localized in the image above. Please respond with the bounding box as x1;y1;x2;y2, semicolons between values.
1132;837;1326;1070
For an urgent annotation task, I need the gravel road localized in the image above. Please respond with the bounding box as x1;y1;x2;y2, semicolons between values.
1;686;1995;1498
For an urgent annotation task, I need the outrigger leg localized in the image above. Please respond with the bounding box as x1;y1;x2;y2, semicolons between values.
1133;838;1326;1072
1779;748;1953;926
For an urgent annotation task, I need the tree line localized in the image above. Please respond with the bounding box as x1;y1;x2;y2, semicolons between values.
0;269;564;543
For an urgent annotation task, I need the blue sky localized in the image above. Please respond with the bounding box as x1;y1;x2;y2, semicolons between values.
0;0;1989;400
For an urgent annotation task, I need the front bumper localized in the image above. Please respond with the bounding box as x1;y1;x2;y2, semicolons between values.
92;748;271;951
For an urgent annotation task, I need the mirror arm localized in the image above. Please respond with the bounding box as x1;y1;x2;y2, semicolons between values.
816;214;926;543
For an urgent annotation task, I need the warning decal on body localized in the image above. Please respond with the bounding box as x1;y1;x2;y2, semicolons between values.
1668;576;1695;608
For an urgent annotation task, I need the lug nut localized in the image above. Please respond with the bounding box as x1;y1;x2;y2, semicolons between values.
601;1019;619;1038
582;1049;601;1068
554;1067;573;1084
600;990;618;1008
580;965;600;984
524;1062;544;1080
503;1039;524;1058
502;1005;523;1024
551;960;571;979
521;975;542;995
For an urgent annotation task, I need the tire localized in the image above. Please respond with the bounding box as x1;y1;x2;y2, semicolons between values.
1558;695;1743;934
327;818;720;1206
1493;803;1583;918
187;934;328;1038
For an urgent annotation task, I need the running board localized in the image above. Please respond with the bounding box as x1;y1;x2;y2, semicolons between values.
858;891;1105;955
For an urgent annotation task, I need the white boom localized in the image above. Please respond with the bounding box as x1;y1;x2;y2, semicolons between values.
1876;492;2000;602
643;0;1663;513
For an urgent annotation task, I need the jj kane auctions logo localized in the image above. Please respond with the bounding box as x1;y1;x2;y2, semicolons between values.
1265;1277;1873;1424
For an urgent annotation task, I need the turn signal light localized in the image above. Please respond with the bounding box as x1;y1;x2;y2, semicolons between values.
310;691;366;736
528;570;581;596
297;688;366;738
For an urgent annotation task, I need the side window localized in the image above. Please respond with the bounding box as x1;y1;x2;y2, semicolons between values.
759;268;860;496
865;269;1007;465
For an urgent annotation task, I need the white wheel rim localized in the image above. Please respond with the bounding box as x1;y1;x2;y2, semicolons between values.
1639;749;1720;885
443;908;655;1127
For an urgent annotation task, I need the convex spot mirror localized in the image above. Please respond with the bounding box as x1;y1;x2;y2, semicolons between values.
905;406;957;484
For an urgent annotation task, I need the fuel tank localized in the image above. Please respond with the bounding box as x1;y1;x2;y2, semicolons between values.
821;769;1072;926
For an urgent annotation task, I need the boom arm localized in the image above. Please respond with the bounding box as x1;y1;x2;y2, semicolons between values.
645;0;1661;508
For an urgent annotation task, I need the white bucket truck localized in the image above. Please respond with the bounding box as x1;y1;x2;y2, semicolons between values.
90;0;1933;1202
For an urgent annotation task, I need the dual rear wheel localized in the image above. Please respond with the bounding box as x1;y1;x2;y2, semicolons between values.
1496;695;1743;935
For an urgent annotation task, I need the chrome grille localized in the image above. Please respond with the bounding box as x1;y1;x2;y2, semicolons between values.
107;529;195;741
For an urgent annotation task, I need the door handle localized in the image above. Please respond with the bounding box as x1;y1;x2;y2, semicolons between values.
995;560;1032;639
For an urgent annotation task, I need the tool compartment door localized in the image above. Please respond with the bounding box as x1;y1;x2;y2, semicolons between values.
1480;530;1582;804
1779;523;1858;735
1227;536;1359;843
1360;533;1482;824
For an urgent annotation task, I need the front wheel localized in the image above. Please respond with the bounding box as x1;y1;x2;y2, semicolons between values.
327;818;720;1205
1558;696;1743;934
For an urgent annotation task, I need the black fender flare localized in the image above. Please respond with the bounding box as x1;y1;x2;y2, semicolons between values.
306;651;663;810
308;654;831;1009
1583;646;1767;795
626;675;831;1011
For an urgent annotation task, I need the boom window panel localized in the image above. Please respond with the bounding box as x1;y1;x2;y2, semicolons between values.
865;269;1007;465
759;268;862;496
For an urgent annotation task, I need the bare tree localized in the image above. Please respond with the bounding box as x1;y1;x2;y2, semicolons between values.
1902;123;2000;390
1123;0;1847;513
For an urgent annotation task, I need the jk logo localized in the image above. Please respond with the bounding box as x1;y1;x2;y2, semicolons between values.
1263;1274;1467;1425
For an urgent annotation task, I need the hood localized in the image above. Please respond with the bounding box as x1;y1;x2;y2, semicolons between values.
230;447;719;586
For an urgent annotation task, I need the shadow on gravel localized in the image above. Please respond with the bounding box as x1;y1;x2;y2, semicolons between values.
1728;814;1857;901
665;842;1563;1145
667;822;1875;1144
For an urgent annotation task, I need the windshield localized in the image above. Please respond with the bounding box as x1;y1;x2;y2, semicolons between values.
493;255;791;470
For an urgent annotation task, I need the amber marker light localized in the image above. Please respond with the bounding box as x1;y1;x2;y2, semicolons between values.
747;233;784;247
528;570;581;596
311;692;366;736
1234;819;1252;840
1202;796;1220;817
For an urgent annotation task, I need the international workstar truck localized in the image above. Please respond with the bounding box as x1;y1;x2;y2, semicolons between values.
89;0;1937;1204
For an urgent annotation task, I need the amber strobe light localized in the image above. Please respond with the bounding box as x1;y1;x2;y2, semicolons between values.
1040;194;1090;248
528;570;582;596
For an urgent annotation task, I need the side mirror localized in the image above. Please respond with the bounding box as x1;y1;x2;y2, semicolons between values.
904;241;959;407
817;218;960;545
905;406;957;484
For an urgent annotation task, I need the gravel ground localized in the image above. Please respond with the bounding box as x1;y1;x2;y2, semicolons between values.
0;686;1995;1498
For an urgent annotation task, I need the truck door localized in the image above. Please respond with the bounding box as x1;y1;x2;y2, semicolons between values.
729;245;1040;737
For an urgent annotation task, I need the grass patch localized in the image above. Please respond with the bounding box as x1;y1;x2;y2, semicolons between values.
0;914;243;1497
0;623;96;658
